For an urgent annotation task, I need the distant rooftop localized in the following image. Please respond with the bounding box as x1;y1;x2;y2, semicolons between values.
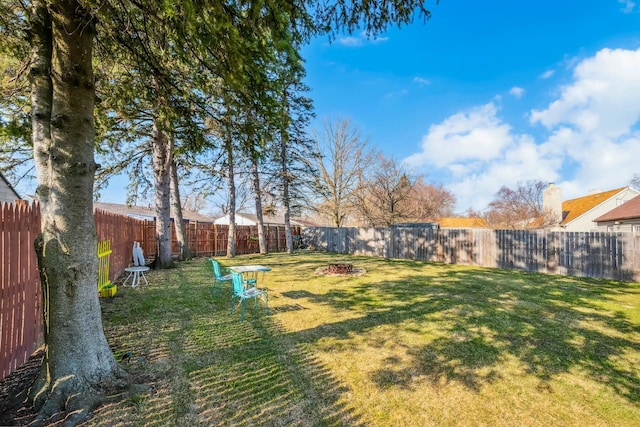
437;217;489;228
594;195;640;222
561;187;626;225
94;202;215;222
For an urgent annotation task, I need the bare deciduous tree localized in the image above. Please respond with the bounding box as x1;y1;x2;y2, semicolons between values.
403;177;456;220
485;180;550;229
354;155;415;227
307;117;376;227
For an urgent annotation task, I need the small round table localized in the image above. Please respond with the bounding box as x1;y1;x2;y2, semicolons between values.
124;266;150;288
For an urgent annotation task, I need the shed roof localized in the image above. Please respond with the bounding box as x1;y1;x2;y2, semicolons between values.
594;195;640;222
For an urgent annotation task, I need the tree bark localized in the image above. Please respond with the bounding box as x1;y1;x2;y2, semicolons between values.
170;158;190;260
29;1;124;423
152;117;174;268
225;133;236;257
280;127;294;254
280;91;294;253
251;156;268;254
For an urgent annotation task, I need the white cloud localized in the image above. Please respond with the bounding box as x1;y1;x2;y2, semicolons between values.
404;103;513;169
531;49;640;199
337;32;390;47
371;36;390;43
337;36;363;47
383;88;409;99
403;102;557;209
413;77;431;86
404;48;640;211
540;70;555;79
619;0;636;13
554;133;640;197
509;86;525;98
530;48;640;138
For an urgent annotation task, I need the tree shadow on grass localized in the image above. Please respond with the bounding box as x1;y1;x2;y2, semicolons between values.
10;258;635;425
90;264;367;427
281;265;640;403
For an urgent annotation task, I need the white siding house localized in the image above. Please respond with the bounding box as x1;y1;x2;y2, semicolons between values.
214;213;264;226
214;212;318;227
594;195;640;233
545;186;640;232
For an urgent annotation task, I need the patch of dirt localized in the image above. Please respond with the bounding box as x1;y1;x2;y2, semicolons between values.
0;351;154;426
314;266;367;277
0;349;43;426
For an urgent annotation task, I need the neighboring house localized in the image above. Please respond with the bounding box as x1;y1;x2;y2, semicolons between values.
214;213;262;226
544;185;640;232
214;212;318;227
0;172;21;203
94;202;215;223
436;217;489;229
594;195;640;233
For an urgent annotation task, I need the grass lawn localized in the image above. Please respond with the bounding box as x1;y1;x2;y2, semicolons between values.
91;251;640;426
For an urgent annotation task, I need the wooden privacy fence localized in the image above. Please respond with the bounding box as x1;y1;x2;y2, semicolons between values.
2;203;300;382
94;209;301;271
304;226;640;282
0;202;42;383
136;221;300;258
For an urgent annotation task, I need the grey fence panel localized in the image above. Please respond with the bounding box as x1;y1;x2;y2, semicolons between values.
304;226;640;282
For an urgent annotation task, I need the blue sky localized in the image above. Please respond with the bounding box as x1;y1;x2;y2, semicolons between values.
301;0;640;212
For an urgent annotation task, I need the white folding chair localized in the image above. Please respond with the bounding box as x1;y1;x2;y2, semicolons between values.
124;241;150;287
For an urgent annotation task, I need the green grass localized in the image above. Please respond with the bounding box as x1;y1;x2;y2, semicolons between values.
91;252;640;426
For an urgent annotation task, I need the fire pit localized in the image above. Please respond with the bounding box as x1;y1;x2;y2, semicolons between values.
327;263;353;275
315;263;366;277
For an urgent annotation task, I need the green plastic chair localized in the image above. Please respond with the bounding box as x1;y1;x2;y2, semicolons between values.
209;258;232;296
230;272;268;321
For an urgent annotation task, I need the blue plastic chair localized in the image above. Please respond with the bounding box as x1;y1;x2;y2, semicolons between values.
230;272;268;321
209;258;232;296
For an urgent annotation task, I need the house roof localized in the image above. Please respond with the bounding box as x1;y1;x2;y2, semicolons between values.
594;195;640;222
94;202;215;222
437;217;489;228
561;187;627;225
217;212;320;227
0;172;21;200
290;218;322;227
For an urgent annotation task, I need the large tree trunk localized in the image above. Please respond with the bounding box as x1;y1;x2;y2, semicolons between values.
251;156;268;254
280;94;294;253
225;134;236;257
29;1;124;423
170;158;190;260
152;117;174;268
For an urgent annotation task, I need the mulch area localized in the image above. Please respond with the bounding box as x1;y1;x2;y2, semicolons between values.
0;350;43;426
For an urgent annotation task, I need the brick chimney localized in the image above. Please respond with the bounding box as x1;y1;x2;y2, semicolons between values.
543;183;562;227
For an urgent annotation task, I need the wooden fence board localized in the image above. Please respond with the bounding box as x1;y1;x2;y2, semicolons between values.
0;202;42;381
305;226;640;282
2;204;301;382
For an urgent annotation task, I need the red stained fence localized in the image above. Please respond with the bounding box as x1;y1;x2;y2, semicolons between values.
0;202;42;383
1;203;300;382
